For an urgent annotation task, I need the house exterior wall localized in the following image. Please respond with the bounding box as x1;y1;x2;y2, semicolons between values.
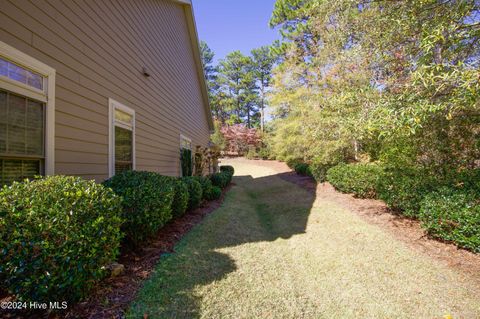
0;0;211;181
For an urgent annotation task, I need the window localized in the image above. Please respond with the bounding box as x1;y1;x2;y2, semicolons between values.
0;41;55;185
180;135;192;177
109;99;135;177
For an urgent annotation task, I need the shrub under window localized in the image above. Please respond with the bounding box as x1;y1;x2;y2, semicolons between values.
0;176;123;302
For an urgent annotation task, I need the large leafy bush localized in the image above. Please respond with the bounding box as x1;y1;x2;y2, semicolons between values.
220;165;235;176
420;188;480;253
205;185;222;200
0;176;123;302
294;162;312;177
210;172;231;189
327;163;383;198
182;177;203;210
193;176;214;200
172;179;189;217
103;171;175;245
376;167;437;217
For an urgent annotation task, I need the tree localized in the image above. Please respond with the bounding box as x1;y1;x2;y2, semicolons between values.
251;46;278;131
217;51;259;128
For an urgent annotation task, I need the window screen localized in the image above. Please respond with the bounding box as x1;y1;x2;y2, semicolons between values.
115;126;133;175
0;89;44;184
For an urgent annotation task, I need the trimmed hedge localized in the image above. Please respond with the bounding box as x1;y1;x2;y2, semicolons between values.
420;188;480;253
309;162;334;183
193;176;214;200
376;167;437;217
0;176;123;302
182;177;203;210
210;172;231;189
103;171;175;245
293;162;312;176
205;185;222;200
172;179;189;217
220;165;235;176
327;163;383;198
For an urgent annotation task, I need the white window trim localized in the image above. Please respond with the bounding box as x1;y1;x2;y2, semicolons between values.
0;40;56;175
109;98;136;177
180;134;192;150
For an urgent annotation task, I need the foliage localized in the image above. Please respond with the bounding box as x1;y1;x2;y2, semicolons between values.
211;119;226;151
204;185;222;201
0;176;123;302
293;162;311;176
327;163;384;199
194;146;206;176
376;167;438;217
221;124;262;156
172;179;189;217
193;176;214;200
420;188;480;253
104;171;175;245
182;177;203;210
210;171;233;189
220;165;235;176
180;148;193;177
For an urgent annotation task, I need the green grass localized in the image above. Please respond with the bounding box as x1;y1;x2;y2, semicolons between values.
127;159;480;318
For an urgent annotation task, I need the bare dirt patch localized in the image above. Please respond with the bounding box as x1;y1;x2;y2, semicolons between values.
236;158;480;286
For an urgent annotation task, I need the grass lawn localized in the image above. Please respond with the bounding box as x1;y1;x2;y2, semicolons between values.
128;159;480;318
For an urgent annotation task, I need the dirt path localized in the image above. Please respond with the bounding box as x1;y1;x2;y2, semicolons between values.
128;159;480;318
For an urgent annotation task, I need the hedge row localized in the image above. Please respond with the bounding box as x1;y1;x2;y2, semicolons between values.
0;167;235;304
309;162;479;253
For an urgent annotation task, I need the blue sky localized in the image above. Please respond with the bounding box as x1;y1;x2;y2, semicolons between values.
193;0;280;64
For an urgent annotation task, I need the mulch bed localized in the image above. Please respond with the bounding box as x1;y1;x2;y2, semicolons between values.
1;185;233;319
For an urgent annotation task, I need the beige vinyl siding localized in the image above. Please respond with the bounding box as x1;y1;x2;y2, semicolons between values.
0;0;211;181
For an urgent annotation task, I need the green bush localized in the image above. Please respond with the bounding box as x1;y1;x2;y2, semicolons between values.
193;176;214;200
0;176;123;302
220;165;235;176
172;179;189;217
327;163;383;198
104;171;175;245
182;177;203;210
210;172;231;189
309;162;334;183
376;167;436;217
285;157;303;169
420;188;480;253
205;185;222;200
294;162;312;176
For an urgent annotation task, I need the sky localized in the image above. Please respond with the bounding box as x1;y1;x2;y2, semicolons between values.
193;0;280;64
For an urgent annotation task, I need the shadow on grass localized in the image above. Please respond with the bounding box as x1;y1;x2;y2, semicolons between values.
128;171;316;318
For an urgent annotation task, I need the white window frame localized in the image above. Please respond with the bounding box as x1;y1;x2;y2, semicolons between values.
180;134;192;150
108;98;136;177
0;40;56;175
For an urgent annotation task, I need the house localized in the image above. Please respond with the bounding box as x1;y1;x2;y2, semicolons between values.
0;0;213;184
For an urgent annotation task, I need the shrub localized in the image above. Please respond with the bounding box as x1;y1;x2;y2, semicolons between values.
327;163;383;198
172;179;189;217
192;176;214;200
246;148;258;160
0;176;123;302
309;162;334;183
294;162;312;176
182;177;203;210
376;167;437;217
420;188;480;253
205;185;222;200
220;165;235;176
210;172;231;189
180;148;193;177
104;171;175;245
285;157;302;169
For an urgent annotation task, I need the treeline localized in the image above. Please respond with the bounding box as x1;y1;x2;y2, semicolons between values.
264;0;480;252
200;42;278;130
